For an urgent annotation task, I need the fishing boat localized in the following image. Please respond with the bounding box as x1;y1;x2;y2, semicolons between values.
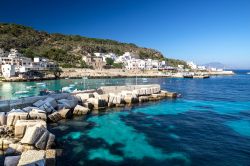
14;90;29;95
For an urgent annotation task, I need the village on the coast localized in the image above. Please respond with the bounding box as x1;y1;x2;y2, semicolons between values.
0;48;233;81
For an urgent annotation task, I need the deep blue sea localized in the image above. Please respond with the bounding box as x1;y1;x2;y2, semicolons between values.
45;70;250;166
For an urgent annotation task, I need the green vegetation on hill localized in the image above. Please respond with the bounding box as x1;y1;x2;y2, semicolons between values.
0;23;187;68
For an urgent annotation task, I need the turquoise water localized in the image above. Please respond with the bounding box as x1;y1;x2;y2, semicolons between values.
2;70;250;165
0;77;152;100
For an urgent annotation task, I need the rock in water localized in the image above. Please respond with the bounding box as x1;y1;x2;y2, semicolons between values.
73;105;89;115
58;108;72;119
18;150;45;166
15;120;46;139
48;112;62;123
20;124;55;149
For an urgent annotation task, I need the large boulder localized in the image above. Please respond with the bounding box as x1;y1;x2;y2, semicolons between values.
48;112;62;123
28;109;47;121
7;111;28;126
87;98;107;110
18;150;45;166
20;124;55;150
73;105;89;115
43;97;58;108
108;93;122;105
34;97;57;114
57;99;77;109
58;108;72;119
75;93;94;102
0;112;7;126
15;120;46;139
4;155;20;166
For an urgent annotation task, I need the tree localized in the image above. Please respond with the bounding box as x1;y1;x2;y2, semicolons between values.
105;58;114;66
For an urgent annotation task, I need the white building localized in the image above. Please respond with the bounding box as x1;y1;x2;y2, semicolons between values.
1;64;15;78
187;61;197;70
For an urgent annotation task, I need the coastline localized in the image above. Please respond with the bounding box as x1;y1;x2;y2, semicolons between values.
0;84;177;165
1;68;235;82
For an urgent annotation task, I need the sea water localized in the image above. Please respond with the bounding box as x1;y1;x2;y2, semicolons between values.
2;70;250;165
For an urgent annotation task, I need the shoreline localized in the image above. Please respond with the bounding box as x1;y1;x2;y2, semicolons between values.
1;68;235;82
0;84;177;165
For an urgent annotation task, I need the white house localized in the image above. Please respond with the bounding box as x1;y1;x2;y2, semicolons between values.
1;64;15;78
187;61;197;70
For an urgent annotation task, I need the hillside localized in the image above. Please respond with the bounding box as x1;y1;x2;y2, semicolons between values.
0;23;187;68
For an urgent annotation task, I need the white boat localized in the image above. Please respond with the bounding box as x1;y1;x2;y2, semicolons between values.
26;86;36;89
142;78;148;82
14;90;29;95
36;83;46;86
247;72;250;75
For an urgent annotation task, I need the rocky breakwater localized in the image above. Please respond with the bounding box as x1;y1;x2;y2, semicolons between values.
0;84;177;166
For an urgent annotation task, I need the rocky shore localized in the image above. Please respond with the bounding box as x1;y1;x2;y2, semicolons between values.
0;84;177;166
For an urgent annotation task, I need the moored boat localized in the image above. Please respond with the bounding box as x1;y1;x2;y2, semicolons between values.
193;75;210;79
14;90;29;95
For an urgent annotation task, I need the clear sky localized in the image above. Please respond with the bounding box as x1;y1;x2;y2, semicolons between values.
1;0;250;68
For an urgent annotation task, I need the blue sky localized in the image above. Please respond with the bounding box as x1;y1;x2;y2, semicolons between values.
0;0;250;68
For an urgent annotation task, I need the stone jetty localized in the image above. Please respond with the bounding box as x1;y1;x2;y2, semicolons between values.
0;84;177;166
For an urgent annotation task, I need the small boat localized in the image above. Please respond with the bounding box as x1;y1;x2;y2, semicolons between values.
69;84;75;87
247;72;250;75
14;90;29;95
193;75;210;79
62;86;75;93
183;73;194;78
142;78;148;82
26;85;36;89
36;82;46;86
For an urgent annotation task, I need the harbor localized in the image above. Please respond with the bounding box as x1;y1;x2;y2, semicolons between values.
0;84;177;165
